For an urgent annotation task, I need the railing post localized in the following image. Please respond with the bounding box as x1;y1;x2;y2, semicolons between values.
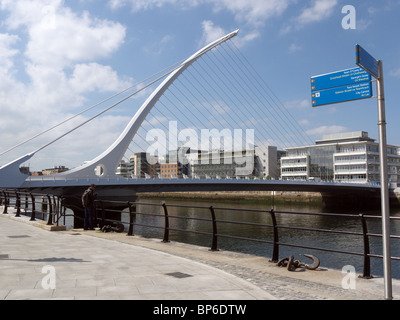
3;191;8;214
15;192;21;217
46;195;53;225
100;200;105;228
162;202;170;243
41;196;47;220
209;206;219;251
359;213;372;279
24;194;29;212
30;193;36;221
127;201;135;236
61;197;66;226
53;196;59;226
269;209;279;263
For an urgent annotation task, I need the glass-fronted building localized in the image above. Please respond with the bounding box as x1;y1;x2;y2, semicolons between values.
281;131;400;186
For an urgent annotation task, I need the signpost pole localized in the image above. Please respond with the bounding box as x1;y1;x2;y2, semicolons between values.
313;45;393;300
376;60;392;300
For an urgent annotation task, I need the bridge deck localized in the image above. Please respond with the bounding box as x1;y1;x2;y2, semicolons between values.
21;177;381;194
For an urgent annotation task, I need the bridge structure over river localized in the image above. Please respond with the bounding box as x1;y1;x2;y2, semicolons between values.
0;29;386;221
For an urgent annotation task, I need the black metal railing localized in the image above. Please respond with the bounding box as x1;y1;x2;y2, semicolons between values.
1;189;64;226
93;199;400;279
2;189;400;279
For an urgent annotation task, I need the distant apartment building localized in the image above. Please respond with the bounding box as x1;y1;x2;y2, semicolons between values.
31;166;69;176
117;146;280;180
116;153;159;178
280;131;400;186
185;146;279;179
159;162;182;179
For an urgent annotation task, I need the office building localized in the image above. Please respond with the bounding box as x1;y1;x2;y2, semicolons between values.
280;131;400;186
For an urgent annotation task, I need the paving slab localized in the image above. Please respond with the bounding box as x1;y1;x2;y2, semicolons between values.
0;213;274;300
2;210;400;301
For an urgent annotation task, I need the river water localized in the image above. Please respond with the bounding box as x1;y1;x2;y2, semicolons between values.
118;197;400;280
59;195;400;279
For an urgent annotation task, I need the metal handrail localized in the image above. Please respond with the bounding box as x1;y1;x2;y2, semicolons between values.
90;198;400;279
1;189;63;226
2;189;400;279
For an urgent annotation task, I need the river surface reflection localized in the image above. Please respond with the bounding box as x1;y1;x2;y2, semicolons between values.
121;197;400;279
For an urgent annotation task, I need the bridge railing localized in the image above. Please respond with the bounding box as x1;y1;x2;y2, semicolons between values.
0;189;64;226
93;199;400;279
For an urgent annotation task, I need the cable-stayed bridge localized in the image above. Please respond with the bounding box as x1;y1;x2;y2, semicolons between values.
0;30;381;205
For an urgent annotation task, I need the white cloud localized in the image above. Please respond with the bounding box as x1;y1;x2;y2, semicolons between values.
297;0;338;26
200;20;226;46
306;125;348;137
390;68;400;78
0;33;20;73
200;20;260;48
1;0;126;68
0;0;132;168
281;0;338;34
298;119;310;126
70;63;132;93
109;0;290;27
285;99;309;109
209;0;289;27
289;43;302;53
109;0;199;12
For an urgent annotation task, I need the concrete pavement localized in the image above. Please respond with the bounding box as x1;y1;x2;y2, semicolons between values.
1;210;400;300
0;213;273;300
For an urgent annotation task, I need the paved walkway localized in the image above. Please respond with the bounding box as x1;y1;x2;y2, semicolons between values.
0;213;273;300
1;211;400;300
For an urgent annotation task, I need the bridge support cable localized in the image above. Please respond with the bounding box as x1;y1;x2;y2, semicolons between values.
227;41;314;147
48;30;241;181
2;28;314;187
126;49;257;171
192;54;288;150
124;34;314;181
215;44;309;149
203;42;311;150
0;59;186;160
32;66;187;156
177;48;292;152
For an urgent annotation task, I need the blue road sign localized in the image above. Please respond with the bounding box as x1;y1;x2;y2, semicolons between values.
355;44;379;79
311;67;371;91
311;81;372;107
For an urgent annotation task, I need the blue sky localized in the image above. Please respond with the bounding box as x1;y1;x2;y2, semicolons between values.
1;0;400;171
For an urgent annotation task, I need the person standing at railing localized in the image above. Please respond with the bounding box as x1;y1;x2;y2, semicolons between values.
82;184;97;230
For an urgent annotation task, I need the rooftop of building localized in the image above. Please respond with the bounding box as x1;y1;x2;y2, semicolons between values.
316;131;375;145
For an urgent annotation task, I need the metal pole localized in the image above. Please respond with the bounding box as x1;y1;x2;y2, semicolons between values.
376;60;392;300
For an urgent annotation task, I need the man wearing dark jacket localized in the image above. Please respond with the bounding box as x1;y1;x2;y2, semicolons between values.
82;184;97;230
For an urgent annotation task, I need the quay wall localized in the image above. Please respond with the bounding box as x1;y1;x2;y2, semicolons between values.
138;189;400;210
138;190;323;204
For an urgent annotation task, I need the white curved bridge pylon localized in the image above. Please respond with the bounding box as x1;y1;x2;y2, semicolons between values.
0;30;239;188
